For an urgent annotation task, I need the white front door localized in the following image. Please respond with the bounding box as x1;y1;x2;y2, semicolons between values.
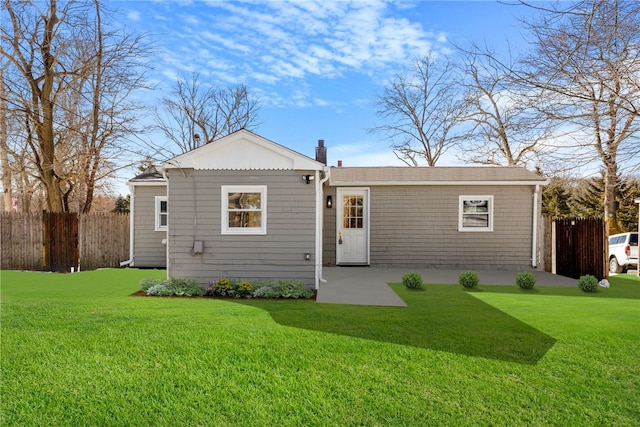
336;188;369;265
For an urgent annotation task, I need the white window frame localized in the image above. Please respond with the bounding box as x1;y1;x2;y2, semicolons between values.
155;196;168;231
459;195;494;232
221;185;267;235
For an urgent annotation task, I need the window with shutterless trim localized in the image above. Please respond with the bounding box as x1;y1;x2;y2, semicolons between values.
221;185;267;235
155;196;168;231
459;195;493;232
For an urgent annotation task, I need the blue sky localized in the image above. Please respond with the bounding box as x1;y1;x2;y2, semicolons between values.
117;0;539;174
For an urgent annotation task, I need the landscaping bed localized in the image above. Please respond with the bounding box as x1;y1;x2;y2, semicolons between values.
136;276;316;299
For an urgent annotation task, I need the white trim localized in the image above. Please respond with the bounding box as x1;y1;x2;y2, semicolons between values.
458;195;494;232
155;196;168;231
336;187;370;265
532;185;540;268
316;168;330;289
330;180;547;187
221;185;267;235
127;180;166;187
162;130;324;172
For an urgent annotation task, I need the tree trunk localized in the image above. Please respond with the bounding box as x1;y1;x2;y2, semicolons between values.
603;159;619;235
0;68;12;212
39;0;64;212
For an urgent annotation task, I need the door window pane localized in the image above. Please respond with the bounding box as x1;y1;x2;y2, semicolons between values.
343;195;363;229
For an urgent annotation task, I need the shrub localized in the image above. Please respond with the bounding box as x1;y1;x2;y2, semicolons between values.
145;278;204;296
516;272;536;289
140;277;163;292
145;283;172;296
252;280;314;299
578;274;598;293
459;271;479;288
165;277;205;296
234;281;253;298
207;278;233;296
402;272;423;289
207;279;253;298
251;281;280;298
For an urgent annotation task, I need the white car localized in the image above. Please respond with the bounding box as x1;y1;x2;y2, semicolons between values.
608;232;638;274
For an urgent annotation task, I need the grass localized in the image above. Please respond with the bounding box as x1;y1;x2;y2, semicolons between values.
1;269;639;426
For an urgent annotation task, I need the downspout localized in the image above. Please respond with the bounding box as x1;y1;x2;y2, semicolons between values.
161;168;170;279
119;182;135;267
531;184;540;268
316;167;331;289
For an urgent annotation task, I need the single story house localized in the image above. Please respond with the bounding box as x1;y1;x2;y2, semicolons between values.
124;130;548;288
636;197;640;278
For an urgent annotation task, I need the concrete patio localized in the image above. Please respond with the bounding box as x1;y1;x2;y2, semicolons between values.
317;267;579;306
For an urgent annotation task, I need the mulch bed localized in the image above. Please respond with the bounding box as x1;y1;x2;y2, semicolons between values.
130;290;317;300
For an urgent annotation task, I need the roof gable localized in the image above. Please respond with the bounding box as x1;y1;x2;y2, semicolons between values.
161;130;324;171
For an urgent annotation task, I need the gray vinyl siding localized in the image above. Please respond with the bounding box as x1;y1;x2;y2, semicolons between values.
133;185;167;268
324;184;542;271
322;186;337;265
167;169;317;286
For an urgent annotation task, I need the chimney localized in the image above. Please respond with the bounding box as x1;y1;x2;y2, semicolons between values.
315;139;327;165
337;160;342;167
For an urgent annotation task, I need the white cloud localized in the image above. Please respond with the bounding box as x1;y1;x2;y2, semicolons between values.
155;0;440;87
127;10;141;21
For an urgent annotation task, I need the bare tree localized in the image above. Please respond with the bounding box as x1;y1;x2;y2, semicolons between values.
1;0;151;212
458;43;557;168
0;67;11;211
371;55;468;166
519;0;640;233
157;73;260;154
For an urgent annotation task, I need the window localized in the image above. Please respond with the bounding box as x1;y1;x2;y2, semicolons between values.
459;196;493;232
155;196;168;231
343;195;364;229
221;185;267;235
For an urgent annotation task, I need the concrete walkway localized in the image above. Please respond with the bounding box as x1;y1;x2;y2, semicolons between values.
317;267;578;306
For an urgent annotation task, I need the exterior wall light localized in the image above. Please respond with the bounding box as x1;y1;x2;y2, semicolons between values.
326;195;333;208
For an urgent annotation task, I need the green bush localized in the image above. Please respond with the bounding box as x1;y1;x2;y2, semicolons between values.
402;272;423;289
578;274;598;293
166;277;205;296
145;283;172;296
207;279;254;298
252;280;314;298
145;277;204;296
140;277;163;291
459;271;479;288
516;272;536;289
234;281;253;298
207;278;232;296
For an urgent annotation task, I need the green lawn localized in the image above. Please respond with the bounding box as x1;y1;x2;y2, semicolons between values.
1;269;639;426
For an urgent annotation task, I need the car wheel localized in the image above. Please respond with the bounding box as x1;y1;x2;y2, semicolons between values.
609;257;622;274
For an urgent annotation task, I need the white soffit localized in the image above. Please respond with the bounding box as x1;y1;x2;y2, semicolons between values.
163;130;323;171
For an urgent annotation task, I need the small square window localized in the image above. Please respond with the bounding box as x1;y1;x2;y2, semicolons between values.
221;185;267;235
155;196;168;231
459;196;493;232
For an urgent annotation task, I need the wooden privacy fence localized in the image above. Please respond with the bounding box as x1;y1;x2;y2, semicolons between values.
0;212;43;270
1;212;129;272
544;217;606;279
43;212;79;272
79;213;130;271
